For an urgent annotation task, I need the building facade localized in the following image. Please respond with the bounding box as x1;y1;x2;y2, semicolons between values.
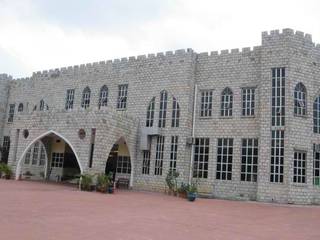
1;28;320;204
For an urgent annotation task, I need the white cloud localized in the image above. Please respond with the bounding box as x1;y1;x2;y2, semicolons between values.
0;0;320;78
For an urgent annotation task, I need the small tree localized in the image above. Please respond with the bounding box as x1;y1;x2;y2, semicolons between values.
165;170;179;195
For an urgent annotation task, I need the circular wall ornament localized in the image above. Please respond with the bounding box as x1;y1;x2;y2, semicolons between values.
78;129;86;139
23;129;29;139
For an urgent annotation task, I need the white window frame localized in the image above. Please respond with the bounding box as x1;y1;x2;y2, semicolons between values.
65;89;75;110
221;88;233;117
294;83;307;116
142;151;151;175
200;90;213;117
146;97;155;127
193;138;209;179
116;156;131;174
216;138;233;180
51;152;64;168
117;84;128;109
158;91;168;128
271;68;285;127
293;150;306;184
81;87;91;109
241;138;258;182
242;88;255;116
98;85;108;109
171;97;180;127
270;130;284;183
169;136;178;171
154;136;165;175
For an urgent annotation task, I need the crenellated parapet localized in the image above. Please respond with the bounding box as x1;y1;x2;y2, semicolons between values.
262;28;315;47
0;74;12;81
28;48;194;80
196;46;261;63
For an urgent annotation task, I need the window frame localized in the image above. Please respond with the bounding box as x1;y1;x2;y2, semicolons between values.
220;88;233;117
216;138;233;180
158;90;168;128
117;84;128;110
293;150;306;184
294;83;307;117
193;138;209;179
81;87;91;109
240;138;258;182
242;88;255;117
200;90;213;118
171;97;180;127
154;135;165;175
146;97;155;127
65;89;75;110
98;85;108;109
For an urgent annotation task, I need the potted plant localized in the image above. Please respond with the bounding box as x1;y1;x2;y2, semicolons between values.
106;172;114;193
186;182;198;202
177;182;188;199
96;173;109;193
1;164;12;180
165;170;179;196
80;174;94;191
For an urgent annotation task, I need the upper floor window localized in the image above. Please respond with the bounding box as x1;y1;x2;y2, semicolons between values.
171;97;180;127
158;90;168;128
272;68;285;127
146;97;155;127
39;100;45;111
8;104;15;123
65;89;75;110
81;87;91;109
242;88;255;116
200;90;212;117
18;103;24;112
294;83;307;116
314;97;320;133
221;88;233;117
117;84;128;109
98;85;108;109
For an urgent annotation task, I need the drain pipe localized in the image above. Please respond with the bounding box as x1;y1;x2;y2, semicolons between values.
188;84;197;185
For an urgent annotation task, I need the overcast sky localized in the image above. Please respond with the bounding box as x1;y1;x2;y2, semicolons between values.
1;0;320;78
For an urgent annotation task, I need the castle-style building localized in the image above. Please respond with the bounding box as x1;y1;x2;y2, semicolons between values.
1;28;320;204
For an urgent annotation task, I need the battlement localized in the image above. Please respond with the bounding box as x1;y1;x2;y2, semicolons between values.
0;73;12;81
28;48;194;79
197;46;261;62
262;28;315;46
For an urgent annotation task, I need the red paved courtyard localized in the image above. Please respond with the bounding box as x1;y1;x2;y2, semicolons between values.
0;180;320;240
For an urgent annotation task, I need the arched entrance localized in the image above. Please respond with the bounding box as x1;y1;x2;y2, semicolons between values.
16;130;82;184
105;137;132;187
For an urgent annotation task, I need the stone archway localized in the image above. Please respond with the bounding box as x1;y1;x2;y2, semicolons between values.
16;130;83;182
105;137;133;187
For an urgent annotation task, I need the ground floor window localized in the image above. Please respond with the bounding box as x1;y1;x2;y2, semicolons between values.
142;151;150;174
313;144;320;186
193;138;209;178
154;136;165;176
51;152;64;168
270;130;284;183
216;138;233;180
116;156;131;174
241;138;258;182
169;136;178;172
293;150;306;184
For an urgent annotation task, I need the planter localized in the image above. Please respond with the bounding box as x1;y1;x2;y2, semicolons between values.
187;192;197;202
108;186;114;194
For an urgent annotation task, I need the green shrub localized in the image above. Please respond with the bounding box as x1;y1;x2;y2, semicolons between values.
96;173;110;192
165;170;179;193
0;163;12;179
80;174;93;191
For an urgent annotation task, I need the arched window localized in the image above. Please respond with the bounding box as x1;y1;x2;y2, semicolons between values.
221;87;233;117
294;83;307;116
171;97;180;127
313;97;320;133
18;103;24;112
146;97;155;127
98;85;108;109
39;100;45;111
158;90;168;128
81;87;91;109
